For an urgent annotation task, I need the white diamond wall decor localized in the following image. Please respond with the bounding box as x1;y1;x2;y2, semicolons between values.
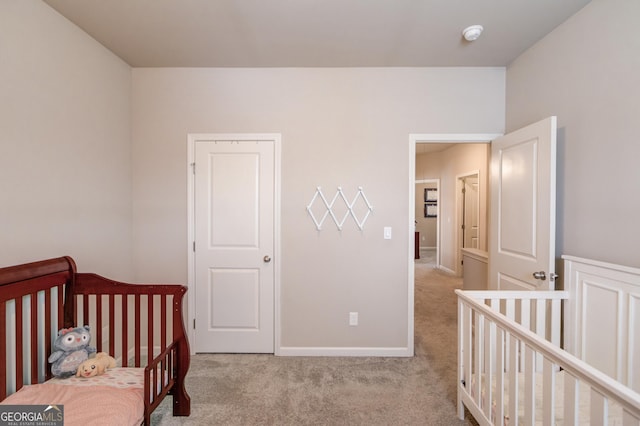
306;186;373;231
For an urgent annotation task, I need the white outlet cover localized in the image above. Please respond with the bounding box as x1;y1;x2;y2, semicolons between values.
384;227;392;239
349;312;358;326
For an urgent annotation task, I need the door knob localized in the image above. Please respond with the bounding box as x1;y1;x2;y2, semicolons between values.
263;255;272;263
532;271;546;280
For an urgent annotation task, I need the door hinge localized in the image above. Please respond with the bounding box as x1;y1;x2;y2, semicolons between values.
193;319;196;329
193;241;195;252
191;162;195;174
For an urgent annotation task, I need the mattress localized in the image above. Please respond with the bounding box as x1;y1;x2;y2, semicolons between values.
1;368;144;426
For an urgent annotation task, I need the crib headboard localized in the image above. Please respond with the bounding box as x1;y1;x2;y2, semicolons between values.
0;257;76;399
563;255;640;392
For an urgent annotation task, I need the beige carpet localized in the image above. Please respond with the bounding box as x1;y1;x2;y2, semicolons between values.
152;263;476;425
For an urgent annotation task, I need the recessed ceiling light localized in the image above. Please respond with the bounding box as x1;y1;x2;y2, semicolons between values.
462;25;483;42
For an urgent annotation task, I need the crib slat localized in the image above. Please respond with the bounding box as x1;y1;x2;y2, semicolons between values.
96;295;103;352
524;344;535;424
148;294;154;360
508;332;519;426
535;300;545;371
0;301;6;400
482;299;499;421
109;294;115;356
16;296;23;391
464;303;472;394
474;311;483;410
542;358;555;425
520;300;530;373
550;298;561;347
57;285;64;332
564;371;578;425
495;326;505;425
82;294;89;327
591;389;608;425
30;292;38;384
44;288;52;381
122;294;129;367
135;294;141;366
160;295;167;351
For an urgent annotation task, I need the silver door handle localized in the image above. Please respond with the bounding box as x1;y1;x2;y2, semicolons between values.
263;255;272;263
532;271;546;280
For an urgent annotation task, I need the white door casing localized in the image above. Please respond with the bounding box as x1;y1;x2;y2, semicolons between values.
187;134;280;354
489;117;557;291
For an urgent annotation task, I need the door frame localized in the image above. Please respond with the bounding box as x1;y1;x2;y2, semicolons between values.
187;133;282;356
408;133;501;352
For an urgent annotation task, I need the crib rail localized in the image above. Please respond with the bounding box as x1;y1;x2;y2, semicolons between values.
1;257;190;423
0;257;73;399
457;290;640;426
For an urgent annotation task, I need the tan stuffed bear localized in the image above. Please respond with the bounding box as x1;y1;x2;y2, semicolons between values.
76;352;116;378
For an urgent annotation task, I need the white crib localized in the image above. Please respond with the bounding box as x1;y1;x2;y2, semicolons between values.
457;256;640;425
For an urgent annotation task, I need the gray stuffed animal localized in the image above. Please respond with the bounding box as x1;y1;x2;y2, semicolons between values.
48;325;96;378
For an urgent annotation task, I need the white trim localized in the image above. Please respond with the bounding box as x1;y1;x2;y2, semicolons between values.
278;346;413;357
409;133;501;361
187;133;282;356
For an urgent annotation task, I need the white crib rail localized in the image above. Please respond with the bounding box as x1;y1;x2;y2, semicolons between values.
457;290;640;426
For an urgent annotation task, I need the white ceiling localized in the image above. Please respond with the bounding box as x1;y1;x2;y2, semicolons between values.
43;0;591;68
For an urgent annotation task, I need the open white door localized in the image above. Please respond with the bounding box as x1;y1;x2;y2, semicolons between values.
489;117;557;291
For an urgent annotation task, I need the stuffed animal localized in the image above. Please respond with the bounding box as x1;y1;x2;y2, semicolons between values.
48;325;96;378
76;352;116;378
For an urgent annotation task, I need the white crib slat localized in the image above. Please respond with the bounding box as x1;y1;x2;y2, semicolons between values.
550;298;561;347
474;311;484;409
520;300;530;373
495;326;505;426
542;358;556;425
524;344;536;425
464;304;472;395
482;299;498;420
457;299;467;420
535;300;545;371
563;369;579;425
509;332;519;426
591;389;608;425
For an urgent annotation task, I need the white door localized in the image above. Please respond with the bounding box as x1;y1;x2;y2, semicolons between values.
194;139;275;353
462;175;479;249
489;117;557;291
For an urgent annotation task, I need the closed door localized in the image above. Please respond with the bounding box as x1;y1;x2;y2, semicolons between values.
489;116;557;291
194;139;275;353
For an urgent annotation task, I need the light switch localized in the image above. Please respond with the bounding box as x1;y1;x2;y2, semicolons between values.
384;227;392;239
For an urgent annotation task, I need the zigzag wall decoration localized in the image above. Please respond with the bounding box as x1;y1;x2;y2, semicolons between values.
306;186;373;231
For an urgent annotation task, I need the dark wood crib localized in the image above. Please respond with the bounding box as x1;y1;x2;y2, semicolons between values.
0;256;191;425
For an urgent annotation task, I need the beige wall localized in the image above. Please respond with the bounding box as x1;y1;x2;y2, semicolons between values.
506;0;640;269
416;144;489;273
0;1;133;279
131;68;505;350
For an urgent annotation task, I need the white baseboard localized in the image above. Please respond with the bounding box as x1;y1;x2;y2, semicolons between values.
437;265;456;275
276;346;413;357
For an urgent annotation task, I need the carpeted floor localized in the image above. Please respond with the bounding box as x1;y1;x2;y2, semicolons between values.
152;261;476;425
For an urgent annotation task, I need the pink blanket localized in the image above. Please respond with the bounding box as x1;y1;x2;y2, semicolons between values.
1;383;143;426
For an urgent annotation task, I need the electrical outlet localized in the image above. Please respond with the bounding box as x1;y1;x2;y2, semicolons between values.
349;312;358;326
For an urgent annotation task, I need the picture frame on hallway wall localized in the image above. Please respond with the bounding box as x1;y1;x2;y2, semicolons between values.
424;203;437;218
424;188;438;202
